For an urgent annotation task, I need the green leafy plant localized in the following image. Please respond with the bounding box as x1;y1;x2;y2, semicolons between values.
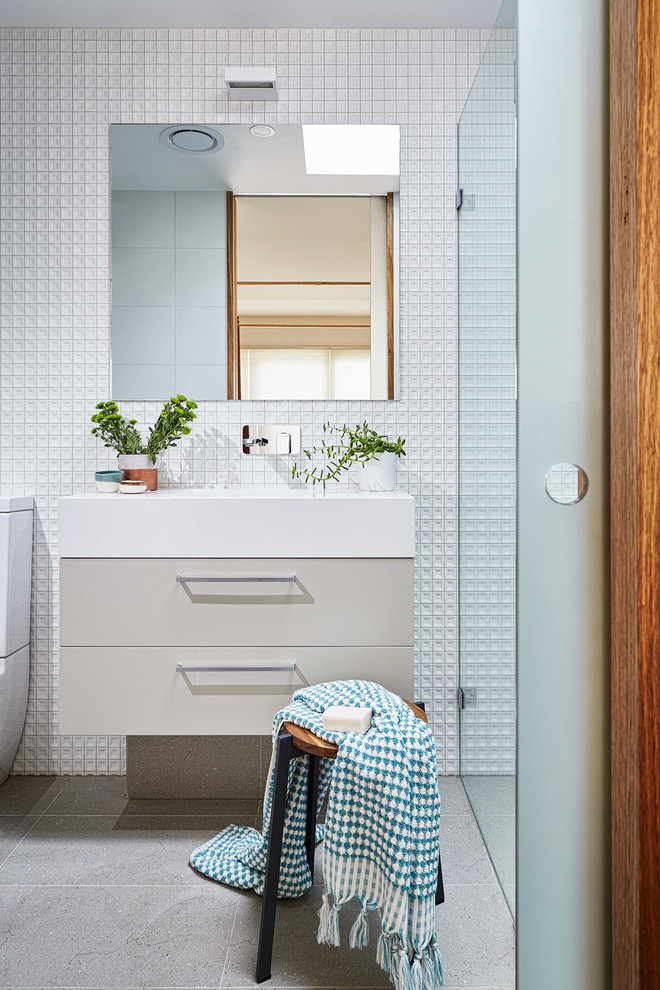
90;402;143;455
291;421;406;487
91;395;198;463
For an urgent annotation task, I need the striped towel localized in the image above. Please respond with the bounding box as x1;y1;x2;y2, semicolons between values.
190;680;443;989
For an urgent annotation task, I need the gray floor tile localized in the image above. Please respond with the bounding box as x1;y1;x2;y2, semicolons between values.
462;776;515;819
474;815;515;885
0;884;238;987
41;775;130;815
221;880;516;988
120;799;261;818
0;776;516;989
437;776;472;816
114;814;258;832
439;815;497;885
220;887;391;987
0;815;255;886
460;776;516;920
44;776;259;819
0;817;40;864
502;882;515;919
0;776;67;816
436;884;516;987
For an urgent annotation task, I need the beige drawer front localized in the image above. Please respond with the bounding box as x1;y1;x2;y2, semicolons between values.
59;646;414;735
60;558;413;647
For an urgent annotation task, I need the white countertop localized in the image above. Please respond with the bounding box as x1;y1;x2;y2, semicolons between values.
63;487;412;499
58;488;415;558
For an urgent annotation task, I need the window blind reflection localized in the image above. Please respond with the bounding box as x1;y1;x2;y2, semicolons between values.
241;347;370;400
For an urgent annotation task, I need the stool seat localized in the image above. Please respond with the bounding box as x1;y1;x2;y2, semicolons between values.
282;700;428;760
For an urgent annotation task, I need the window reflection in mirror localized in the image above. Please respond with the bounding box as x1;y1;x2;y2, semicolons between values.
231;195;393;400
110;124;399;401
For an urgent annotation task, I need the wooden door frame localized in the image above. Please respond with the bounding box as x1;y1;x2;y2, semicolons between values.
386;191;395;399
610;0;660;985
226;191;239;399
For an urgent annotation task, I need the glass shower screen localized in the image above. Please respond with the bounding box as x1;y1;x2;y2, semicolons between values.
457;0;517;919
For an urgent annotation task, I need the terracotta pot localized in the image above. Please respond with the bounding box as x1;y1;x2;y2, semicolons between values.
117;454;158;492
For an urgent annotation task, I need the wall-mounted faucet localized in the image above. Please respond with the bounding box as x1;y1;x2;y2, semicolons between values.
242;425;301;456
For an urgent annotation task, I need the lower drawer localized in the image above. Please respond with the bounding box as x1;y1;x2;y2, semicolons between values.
59;646;414;735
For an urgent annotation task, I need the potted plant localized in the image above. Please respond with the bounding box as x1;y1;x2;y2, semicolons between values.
90;395;198;490
291;421;406;490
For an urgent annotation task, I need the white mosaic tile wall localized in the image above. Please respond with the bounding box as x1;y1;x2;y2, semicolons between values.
457;28;516;774
0;26;486;775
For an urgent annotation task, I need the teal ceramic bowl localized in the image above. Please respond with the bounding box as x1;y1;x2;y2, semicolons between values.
95;469;123;493
95;470;123;482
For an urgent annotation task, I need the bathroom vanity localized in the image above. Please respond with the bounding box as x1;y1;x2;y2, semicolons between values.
58;490;414;738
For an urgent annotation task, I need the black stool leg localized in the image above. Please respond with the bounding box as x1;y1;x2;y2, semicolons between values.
414;703;445;907
256;732;297;984
435;849;445;905
305;754;319;875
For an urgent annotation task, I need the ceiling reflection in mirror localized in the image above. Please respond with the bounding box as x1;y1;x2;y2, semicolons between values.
111;124;400;401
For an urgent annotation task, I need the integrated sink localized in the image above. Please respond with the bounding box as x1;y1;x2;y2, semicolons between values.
59;488;414;558
140;487;315;498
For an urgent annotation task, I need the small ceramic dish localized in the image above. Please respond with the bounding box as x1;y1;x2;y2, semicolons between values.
95;469;123;494
119;479;148;494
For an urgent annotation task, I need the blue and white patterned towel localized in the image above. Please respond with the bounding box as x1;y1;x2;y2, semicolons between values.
190;680;443;989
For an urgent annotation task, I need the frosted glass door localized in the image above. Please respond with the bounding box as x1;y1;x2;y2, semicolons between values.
516;0;609;986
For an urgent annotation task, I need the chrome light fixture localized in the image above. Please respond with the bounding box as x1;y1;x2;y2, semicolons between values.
159;126;225;154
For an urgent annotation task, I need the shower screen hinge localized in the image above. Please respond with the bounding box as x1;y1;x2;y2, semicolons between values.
456;189;475;211
457;686;476;709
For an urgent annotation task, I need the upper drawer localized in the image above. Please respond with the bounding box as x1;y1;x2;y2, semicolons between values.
60;557;414;647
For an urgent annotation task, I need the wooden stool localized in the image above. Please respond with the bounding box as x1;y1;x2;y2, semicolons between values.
255;700;445;983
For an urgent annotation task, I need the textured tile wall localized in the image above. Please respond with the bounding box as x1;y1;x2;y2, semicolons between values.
457;29;517;775
0;26;486;775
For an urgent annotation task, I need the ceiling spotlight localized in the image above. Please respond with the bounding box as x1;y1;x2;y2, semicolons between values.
249;124;276;138
159;126;225;154
225;67;279;101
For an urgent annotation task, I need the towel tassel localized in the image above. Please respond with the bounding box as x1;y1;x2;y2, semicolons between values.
424;935;443;987
317;893;340;946
410;954;424;990
376;932;392;973
392;948;415;990
349;901;370;949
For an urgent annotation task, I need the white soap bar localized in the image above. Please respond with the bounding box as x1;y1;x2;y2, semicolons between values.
322;705;372;734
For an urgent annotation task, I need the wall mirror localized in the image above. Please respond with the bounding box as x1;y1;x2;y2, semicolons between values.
111;124;400;401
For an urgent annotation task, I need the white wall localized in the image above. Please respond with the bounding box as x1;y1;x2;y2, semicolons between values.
0;26;486;775
112;189;228;400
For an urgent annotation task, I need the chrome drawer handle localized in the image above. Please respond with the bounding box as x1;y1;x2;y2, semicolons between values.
176;575;296;584
176;663;297;673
